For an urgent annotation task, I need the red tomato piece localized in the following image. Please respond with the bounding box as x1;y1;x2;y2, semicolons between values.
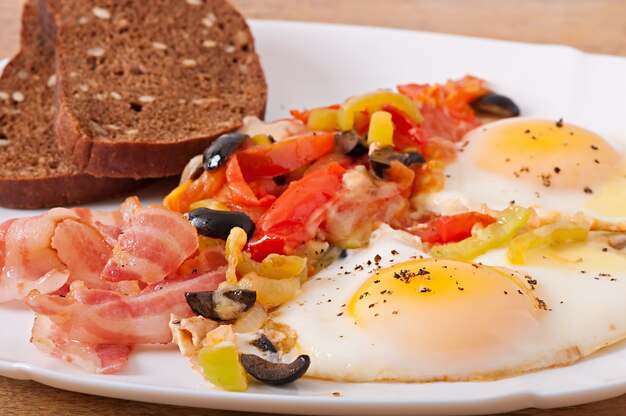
247;163;347;260
411;212;497;244
225;155;276;207
385;160;416;197
382;105;427;152
397;75;489;142
236;132;336;180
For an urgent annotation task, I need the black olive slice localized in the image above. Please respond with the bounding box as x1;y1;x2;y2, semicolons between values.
250;333;278;353
240;353;310;385
188;207;255;240
369;146;425;177
471;93;520;118
202;132;248;171
335;130;369;156
223;289;257;309
185;289;256;321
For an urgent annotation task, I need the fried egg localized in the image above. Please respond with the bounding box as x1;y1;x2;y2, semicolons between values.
417;118;625;224
272;225;626;382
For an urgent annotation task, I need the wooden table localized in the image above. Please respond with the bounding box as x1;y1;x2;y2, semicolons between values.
2;1;626;415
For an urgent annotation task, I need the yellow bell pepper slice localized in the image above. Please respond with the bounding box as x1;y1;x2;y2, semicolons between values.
337;91;423;131
307;108;338;131
198;342;248;392
189;198;230;212
507;222;590;264
259;253;307;281
249;134;273;146
367;111;394;146
163;180;191;212
225;227;247;284
431;206;532;261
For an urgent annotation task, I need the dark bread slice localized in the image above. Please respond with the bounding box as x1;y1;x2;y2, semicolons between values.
42;0;267;179
0;0;143;209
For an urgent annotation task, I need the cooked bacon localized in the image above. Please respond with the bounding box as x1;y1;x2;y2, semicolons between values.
53;220;110;284
177;239;227;276
101;206;198;284
0;269;69;303
72;197;141;247
0;209;78;302
51;219;142;294
25;269;226;344
0;218;16;271
31;315;131;373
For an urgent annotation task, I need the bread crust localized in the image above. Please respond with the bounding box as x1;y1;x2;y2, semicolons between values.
0;0;144;208
0;174;145;209
43;0;267;179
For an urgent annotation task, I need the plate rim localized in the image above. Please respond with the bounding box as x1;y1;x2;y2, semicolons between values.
2;18;626;416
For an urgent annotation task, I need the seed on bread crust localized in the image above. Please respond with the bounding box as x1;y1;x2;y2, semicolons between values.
202;13;217;27
91;7;111;19
12;92;24;102
152;42;168;50
203;39;217;48
87;47;105;57
139;95;156;103
110;91;122;100
182;59;198;67
47;75;57;87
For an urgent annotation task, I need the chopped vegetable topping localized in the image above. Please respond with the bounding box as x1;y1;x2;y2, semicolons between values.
507;222;590;264
430;206;532;261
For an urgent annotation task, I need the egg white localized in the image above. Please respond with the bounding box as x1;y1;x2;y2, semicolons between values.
272;226;626;382
416;118;626;225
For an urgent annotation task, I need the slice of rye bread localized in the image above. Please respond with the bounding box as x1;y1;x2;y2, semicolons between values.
41;0;267;179
0;0;143;209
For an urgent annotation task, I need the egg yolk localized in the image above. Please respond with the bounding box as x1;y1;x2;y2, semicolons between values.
348;259;540;353
465;119;621;193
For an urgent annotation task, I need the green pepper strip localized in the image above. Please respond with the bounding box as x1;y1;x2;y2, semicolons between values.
430;206;532;262
506;222;590;264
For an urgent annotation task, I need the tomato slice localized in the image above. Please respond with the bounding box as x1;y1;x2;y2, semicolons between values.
381;105;427;151
398;75;488;142
385;160;415;197
226;155;276;208
236;132;336;180
247;162;347;260
410;212;497;244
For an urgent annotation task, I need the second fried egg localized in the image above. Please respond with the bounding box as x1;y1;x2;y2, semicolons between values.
417;118;625;224
272;225;626;382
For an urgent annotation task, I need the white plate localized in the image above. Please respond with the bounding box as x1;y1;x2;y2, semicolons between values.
2;19;626;416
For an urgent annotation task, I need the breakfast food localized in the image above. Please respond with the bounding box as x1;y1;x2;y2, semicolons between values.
0;72;624;394
41;0;267;178
273;224;626;382
0;1;142;208
418;118;626;227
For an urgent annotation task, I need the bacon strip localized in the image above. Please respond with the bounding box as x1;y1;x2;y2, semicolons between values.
101;206;198;284
31;315;131;373
0;209;78;302
52;219;142;294
26;269;226;344
72;196;141;247
0;218;17;271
